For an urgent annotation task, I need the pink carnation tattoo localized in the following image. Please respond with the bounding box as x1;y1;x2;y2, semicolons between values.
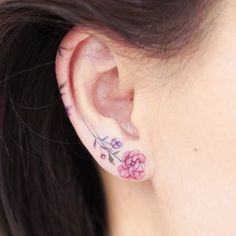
118;150;146;180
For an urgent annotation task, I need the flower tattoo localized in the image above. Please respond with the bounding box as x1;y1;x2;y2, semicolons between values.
118;150;146;180
82;119;146;180
60;80;146;180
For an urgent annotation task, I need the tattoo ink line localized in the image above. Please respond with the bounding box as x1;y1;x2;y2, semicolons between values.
65;106;73;116
59;81;67;90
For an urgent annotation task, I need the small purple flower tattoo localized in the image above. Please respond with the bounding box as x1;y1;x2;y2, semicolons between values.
82;119;146;180
111;138;122;149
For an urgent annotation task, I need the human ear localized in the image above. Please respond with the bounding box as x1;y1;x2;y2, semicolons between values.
55;27;153;181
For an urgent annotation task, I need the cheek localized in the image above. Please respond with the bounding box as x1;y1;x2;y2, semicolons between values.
160;73;236;159
153;69;236;234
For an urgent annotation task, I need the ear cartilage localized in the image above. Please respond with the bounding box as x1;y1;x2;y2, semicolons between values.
83;119;146;181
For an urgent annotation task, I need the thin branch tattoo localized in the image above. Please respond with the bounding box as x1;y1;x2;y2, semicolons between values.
59;82;73;116
82;118;122;163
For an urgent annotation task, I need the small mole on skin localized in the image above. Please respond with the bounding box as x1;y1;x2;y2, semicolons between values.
194;148;198;152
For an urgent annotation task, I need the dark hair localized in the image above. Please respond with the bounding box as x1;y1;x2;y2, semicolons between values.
0;0;219;235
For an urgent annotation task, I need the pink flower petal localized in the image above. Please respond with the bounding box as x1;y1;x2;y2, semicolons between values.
136;171;145;180
129;167;136;172
118;165;125;172
133;161;139;169
133;171;141;179
122;151;130;161
125;157;132;167
120;169;130;178
129;170;135;178
136;165;144;172
118;165;130;178
138;153;146;163
129;150;140;158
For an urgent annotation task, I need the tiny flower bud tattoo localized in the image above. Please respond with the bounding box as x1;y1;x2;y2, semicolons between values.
100;153;107;160
82;119;146;181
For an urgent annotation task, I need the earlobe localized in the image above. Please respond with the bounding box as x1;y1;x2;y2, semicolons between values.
55;27;153;181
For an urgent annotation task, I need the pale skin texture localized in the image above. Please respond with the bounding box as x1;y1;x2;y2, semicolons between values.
56;0;236;235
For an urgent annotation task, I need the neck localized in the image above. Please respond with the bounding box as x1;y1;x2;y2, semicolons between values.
99;167;164;236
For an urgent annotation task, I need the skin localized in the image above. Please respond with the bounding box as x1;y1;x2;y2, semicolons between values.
0;0;235;235
98;1;236;236
55;0;236;235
